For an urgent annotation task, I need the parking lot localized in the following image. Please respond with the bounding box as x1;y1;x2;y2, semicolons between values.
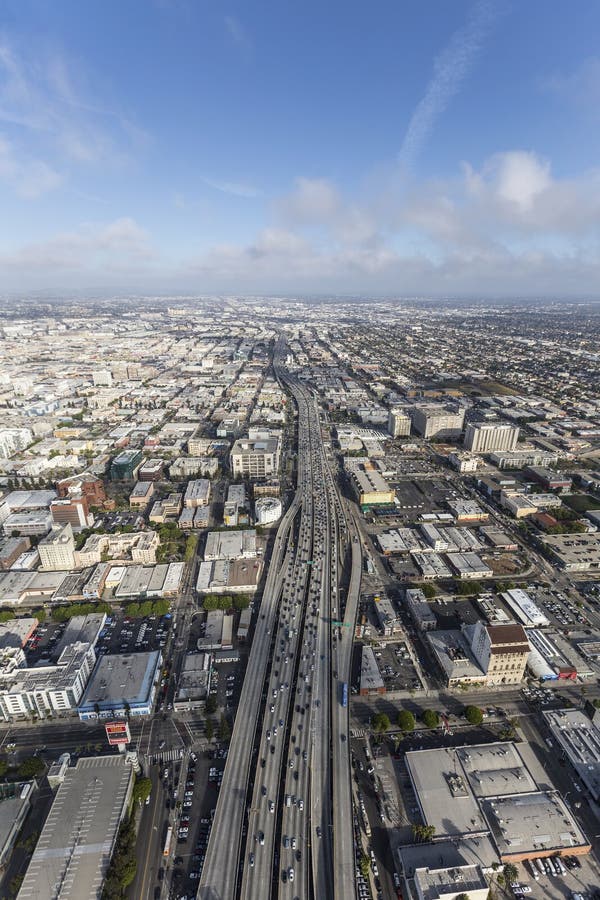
370;641;423;692
95;613;172;656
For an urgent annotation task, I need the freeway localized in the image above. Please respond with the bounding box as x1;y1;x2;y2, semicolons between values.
198;472;301;900
200;338;359;900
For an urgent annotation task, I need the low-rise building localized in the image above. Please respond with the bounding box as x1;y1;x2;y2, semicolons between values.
204;529;257;561
78;650;161;719
344;458;395;507
17;755;135;900
359;645;385;695
184;479;211;508
196;558;262;594
129;480;154;509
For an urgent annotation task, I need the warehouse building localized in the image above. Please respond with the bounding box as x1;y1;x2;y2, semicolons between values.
78;650;161;719
544;709;600;802
405;742;590;864
359;645;385;695
196;558;262;594
344;458;395;507
500;589;549;627
541;533;600;572
204;529;258;561
174;653;211;710
17;755;135;900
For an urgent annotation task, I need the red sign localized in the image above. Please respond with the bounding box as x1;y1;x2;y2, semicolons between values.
105;721;131;746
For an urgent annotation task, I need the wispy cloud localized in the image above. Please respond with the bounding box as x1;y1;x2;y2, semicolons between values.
398;0;498;171
201;176;261;198
224;15;252;51
541;57;600;117
0;33;148;190
0;135;62;197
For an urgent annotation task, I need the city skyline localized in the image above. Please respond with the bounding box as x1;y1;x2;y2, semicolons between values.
1;0;600;296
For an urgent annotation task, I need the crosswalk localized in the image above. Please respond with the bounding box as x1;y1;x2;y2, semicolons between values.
351;727;367;738
148;747;184;764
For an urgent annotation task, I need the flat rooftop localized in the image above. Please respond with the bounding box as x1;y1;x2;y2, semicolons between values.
17;755;133;900
481;791;588;857
79;650;160;708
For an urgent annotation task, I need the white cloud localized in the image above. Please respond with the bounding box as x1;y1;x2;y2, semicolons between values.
201;177;261;198
0;33;147;184
0;135;62;197
542;57;600;114
1;217;153;271
224;15;252;51
398;0;498;170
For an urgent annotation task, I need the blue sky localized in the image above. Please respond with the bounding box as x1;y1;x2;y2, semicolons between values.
1;0;600;296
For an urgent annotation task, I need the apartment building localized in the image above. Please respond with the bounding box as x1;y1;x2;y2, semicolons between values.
388;408;412;437
464;421;519;454
230;430;281;479
0;428;32;459
50;494;91;531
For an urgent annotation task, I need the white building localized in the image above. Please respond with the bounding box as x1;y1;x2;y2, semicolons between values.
183;479;211;508
0;428;32;459
255;497;282;525
38;523;76;571
388;408;411;438
230;429;281;479
464;421;519;454
411;405;465;440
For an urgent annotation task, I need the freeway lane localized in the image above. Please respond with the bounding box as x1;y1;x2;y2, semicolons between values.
198;486;300;900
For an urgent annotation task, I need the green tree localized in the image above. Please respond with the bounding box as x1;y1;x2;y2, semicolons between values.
420;583;436;599
421;709;440;729
0;760;8;777
359;853;370;878
205;696;218;715
152;599;170;615
464;705;484;726
205;718;214;741
412;823;436;843
371;712;390;733
132;776;152;805
218;714;231;743
17;756;45;778
0;610;15;623
397;708;416;732
503;863;518;884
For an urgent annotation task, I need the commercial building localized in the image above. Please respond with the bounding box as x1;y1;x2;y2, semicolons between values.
17;755;135;900
196;558;262;594
464;421;519;454
405;742;590;864
543;709;600;803
78;650;161;719
500;589;549;627
56;473;106;505
109;449;142;482
0;537;31;571
411;405;465;440
137;458;164;481
49;494;90;531
489;449;559;470
500;491;538;518
468;622;529;686
38;523;76;571
0;618;38;650
542;533;600;572
404;588;437;631
413;865;489;900
204;529;257;561
447;500;489;523
525;466;572;491
184;478;211;508
129;480;154;509
388;408;412;437
230;429;281;479
169;456;219;479
448;451;480;473
426;630;486;686
344;458;395;507
372;594;402;636
0;781;35;868
446;552;493;580
174;652;211;710
359;645;385;695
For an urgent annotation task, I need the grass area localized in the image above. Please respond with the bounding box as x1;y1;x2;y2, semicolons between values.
563;493;600;512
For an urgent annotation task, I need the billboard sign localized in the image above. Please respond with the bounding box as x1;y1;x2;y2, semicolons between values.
105;721;131;746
